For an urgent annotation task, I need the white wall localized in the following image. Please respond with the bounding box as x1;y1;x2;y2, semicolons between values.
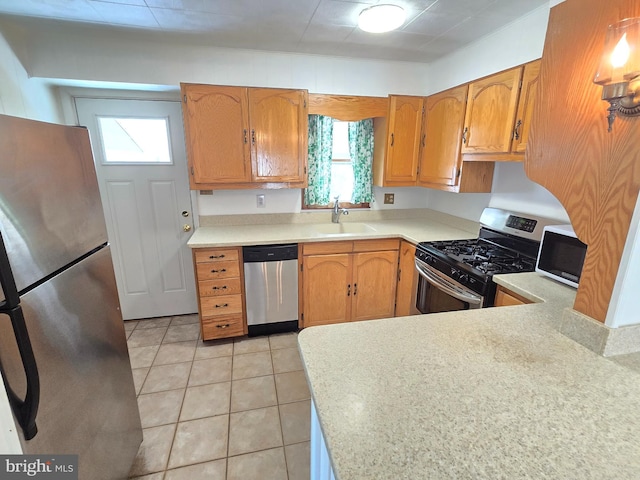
422;3;569;223
0;31;60;122
1;21;434;215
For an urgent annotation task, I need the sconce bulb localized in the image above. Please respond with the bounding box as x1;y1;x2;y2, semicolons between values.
611;33;631;68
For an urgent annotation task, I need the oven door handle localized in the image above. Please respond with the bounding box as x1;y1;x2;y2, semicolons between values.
415;259;483;306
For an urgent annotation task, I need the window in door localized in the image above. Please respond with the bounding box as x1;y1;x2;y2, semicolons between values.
97;117;172;164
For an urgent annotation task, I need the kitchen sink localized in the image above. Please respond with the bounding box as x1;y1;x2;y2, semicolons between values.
312;223;377;235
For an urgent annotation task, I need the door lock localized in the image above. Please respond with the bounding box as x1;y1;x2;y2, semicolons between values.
181;211;190;217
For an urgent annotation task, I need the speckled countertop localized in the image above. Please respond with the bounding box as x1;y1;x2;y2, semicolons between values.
298;273;640;479
187;212;477;248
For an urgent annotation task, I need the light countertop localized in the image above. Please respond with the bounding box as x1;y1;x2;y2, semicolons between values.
187;213;478;248
298;273;640;479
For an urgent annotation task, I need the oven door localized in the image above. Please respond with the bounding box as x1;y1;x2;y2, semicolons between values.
414;258;484;314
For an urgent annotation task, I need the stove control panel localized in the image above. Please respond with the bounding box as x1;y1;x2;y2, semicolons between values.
506;215;537;233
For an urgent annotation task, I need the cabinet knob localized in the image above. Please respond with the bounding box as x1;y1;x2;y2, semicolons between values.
390;133;394;147
209;254;225;259
353;283;358;296
211;268;227;273
462;127;468;145
215;303;229;308
212;286;227;290
347;284;351;296
216;324;230;329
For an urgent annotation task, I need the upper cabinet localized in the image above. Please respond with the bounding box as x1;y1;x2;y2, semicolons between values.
373;95;424;187
462;66;523;155
511;60;541;154
181;83;308;190
461;60;541;161
419;85;467;188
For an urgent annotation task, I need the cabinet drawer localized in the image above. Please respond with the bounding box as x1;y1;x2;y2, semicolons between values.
353;238;399;252
303;241;353;255
201;294;243;317
196;260;240;280
195;248;239;264
199;278;242;297
201;314;245;340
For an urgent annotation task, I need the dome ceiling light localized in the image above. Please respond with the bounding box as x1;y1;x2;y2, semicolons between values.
358;4;406;33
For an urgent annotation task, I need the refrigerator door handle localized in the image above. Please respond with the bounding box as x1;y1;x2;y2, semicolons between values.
0;304;40;440
0;233;39;440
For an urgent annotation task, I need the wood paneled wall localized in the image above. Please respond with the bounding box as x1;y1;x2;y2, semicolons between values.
526;0;640;322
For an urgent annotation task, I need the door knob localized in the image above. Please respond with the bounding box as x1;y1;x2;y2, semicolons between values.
183;224;192;232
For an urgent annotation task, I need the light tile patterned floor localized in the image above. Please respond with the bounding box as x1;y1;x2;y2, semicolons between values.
124;315;310;480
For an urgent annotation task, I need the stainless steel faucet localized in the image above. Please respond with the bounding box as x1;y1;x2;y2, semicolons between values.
331;195;349;223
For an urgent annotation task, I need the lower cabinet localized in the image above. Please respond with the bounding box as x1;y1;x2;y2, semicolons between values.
493;285;532;307
193;247;248;340
301;239;399;327
395;240;419;317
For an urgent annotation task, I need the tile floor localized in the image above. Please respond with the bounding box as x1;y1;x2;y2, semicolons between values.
124;314;311;480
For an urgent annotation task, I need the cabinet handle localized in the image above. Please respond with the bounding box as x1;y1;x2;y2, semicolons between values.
251;129;256;145
422;133;426;147
216;324;230;329
243;129;248;144
209;254;225;259
353;283;358;296
215;303;229;308
462;127;468;145
210;268;227;273
390;133;394;147
347;284;351;297
513;119;522;140
212;286;227;290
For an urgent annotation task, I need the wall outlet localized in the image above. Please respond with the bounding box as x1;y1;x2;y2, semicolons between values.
384;193;395;204
256;194;266;208
200;190;213;195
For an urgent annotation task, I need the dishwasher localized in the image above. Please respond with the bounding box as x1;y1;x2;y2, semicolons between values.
243;244;299;336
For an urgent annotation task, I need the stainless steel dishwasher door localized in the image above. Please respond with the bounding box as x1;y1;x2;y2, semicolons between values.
244;259;299;327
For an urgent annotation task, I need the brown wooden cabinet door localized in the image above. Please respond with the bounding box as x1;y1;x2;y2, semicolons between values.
351;250;398;322
248;88;308;184
384;95;424;185
303;254;351;327
511;60;541;154
395;241;417;317
494;286;531;307
181;84;251;186
462;67;523;154
419;85;468;187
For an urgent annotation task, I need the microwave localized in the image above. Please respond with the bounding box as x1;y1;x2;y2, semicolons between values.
535;225;587;288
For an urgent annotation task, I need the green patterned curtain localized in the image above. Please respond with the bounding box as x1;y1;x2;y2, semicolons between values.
304;115;334;206
348;119;374;204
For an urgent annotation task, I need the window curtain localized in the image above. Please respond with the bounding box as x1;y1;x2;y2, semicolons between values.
304;115;334;206
348;119;374;204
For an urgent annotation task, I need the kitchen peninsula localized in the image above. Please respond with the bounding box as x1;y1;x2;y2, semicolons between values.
298;273;640;479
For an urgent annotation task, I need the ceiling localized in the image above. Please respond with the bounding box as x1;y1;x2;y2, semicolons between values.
0;0;549;63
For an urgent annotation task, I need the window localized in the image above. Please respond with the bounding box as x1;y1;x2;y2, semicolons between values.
303;117;373;209
98;117;172;164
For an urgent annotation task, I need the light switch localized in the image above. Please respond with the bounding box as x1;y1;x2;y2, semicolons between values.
256;194;266;208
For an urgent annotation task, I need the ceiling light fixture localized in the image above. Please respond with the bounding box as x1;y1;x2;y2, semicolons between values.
358;4;406;33
593;17;640;131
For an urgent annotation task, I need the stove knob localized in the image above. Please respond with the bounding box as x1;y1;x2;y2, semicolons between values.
459;274;469;284
451;269;460;279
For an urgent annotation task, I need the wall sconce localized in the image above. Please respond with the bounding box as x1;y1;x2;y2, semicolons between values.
594;18;640;132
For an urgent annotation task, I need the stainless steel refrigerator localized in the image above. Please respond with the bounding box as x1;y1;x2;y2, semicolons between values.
0;114;142;478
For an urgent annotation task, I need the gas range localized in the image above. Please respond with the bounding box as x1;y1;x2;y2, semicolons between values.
414;208;562;311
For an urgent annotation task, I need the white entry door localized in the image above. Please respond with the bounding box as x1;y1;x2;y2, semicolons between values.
76;98;197;320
